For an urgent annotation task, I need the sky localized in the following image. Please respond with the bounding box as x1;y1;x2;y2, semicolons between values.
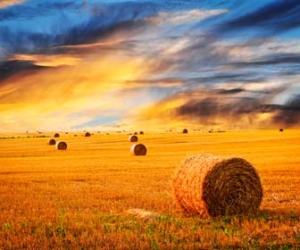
0;0;299;132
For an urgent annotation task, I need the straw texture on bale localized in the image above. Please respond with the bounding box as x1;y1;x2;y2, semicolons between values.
131;143;147;156
56;141;68;150
48;138;56;145
173;155;263;217
129;135;138;142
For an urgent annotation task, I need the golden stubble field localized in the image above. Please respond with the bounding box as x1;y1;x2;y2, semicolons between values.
0;129;300;249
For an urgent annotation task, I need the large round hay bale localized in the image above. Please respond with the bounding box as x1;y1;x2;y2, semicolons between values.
56;141;67;150
54;133;60;138
173;155;263;217
131;143;147;156
182;128;188;134
48;138;56;145
129;135;138;142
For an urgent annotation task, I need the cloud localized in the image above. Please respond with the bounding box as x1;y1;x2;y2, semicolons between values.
0;0;300;131
154;9;227;25
0;60;46;81
128;82;300;129
0;0;25;9
0;0;159;55
271;94;300;126
11;54;82;67
0;50;148;131
218;88;245;95
223;1;300;34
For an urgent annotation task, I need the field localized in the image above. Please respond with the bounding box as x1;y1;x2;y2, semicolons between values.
0;129;300;249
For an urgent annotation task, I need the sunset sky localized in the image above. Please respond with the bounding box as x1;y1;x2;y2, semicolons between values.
0;0;299;132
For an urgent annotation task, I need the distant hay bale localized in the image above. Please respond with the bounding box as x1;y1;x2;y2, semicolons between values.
56;141;67;150
173;155;263;217
48;138;56;145
131;143;147;156
139;131;144;135
279;128;284;132
134;132;138;135
85;132;91;137
182;128;188;134
54;133;60;138
129;135;138;142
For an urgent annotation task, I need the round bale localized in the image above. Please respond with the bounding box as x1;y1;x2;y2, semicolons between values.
54;133;60;138
173;154;263;217
85;132;91;137
131;143;147;156
182;128;188;134
48;138;56;145
129;135;138;142
56;141;68;150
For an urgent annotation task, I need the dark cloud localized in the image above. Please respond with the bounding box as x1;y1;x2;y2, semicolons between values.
232;53;300;67
0;1;159;54
0;60;45;82
223;0;300;33
218;88;245;95
158;82;299;127
271;95;300;126
173;91;300;127
176;97;261;118
125;77;183;86
63;3;159;46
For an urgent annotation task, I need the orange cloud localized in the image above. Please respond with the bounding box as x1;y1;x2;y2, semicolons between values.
11;54;82;67
0;0;25;8
0;51;147;131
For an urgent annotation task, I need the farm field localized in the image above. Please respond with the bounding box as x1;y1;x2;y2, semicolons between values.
0;129;300;249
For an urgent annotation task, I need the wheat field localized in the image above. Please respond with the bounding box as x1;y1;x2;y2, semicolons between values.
0;129;300;249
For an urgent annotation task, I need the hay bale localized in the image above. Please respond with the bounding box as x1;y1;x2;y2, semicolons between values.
48;138;56;145
85;132;91;137
182;128;188;134
54;133;60;138
173;155;263;217
139;131;144;135
279;128;284;132
129;135;138;142
131;143;147;156
56;141;67;150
